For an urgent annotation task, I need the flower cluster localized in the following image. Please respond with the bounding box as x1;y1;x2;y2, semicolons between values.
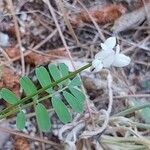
92;37;131;72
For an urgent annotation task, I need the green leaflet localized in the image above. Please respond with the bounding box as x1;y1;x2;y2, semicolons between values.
20;76;38;101
52;96;71;123
59;63;69;85
48;64;61;82
59;63;69;77
36;66;52;93
0;88;19;104
35;103;51;132
63;91;83;113
69;76;82;87
133;100;150;123
69;87;85;104
16;110;26;130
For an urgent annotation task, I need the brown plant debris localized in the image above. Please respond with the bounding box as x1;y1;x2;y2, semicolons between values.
4;47;68;66
112;3;150;33
13;135;30;150
71;4;126;26
0;66;20;97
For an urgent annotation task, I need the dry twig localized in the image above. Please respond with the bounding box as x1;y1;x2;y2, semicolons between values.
7;0;25;76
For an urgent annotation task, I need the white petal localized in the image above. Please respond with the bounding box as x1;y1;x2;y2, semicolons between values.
95;49;114;60
100;43;110;51
94;63;103;72
92;59;103;72
116;44;120;54
102;51;115;67
92;59;100;67
112;53;131;67
104;37;116;50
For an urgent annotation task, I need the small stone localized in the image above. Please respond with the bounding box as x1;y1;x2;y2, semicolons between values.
30;132;35;137
0;32;9;47
20;26;26;34
21;46;26;52
34;142;39;146
20;12;27;21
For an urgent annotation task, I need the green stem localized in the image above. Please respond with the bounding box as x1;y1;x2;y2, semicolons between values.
114;104;150;117
0;63;92;118
0;86;68;119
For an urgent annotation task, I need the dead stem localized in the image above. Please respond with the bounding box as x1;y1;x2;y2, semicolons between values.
58;0;80;44
76;0;105;41
94;94;150;103
7;0;25;76
0;127;62;149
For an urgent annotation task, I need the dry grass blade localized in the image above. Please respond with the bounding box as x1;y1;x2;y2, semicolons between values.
76;0;105;41
42;0;75;67
0;127;62;149
57;0;80;44
7;0;25;76
101;135;150;149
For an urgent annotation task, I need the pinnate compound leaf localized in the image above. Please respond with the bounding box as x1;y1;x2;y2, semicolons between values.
69;87;85;104
36;66;52;93
0;88;19;104
35;103;51;132
20;76;38;100
63;91;83;113
16;110;26;130
52;96;72;123
69;76;82;87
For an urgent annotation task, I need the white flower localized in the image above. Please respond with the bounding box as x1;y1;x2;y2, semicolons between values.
92;37;131;72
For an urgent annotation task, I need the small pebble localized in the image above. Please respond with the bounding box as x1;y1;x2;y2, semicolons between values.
30;132;35;137
34;142;39;146
20;26;26;34
21;46;26;52
20;12;27;21
0;32;9;47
